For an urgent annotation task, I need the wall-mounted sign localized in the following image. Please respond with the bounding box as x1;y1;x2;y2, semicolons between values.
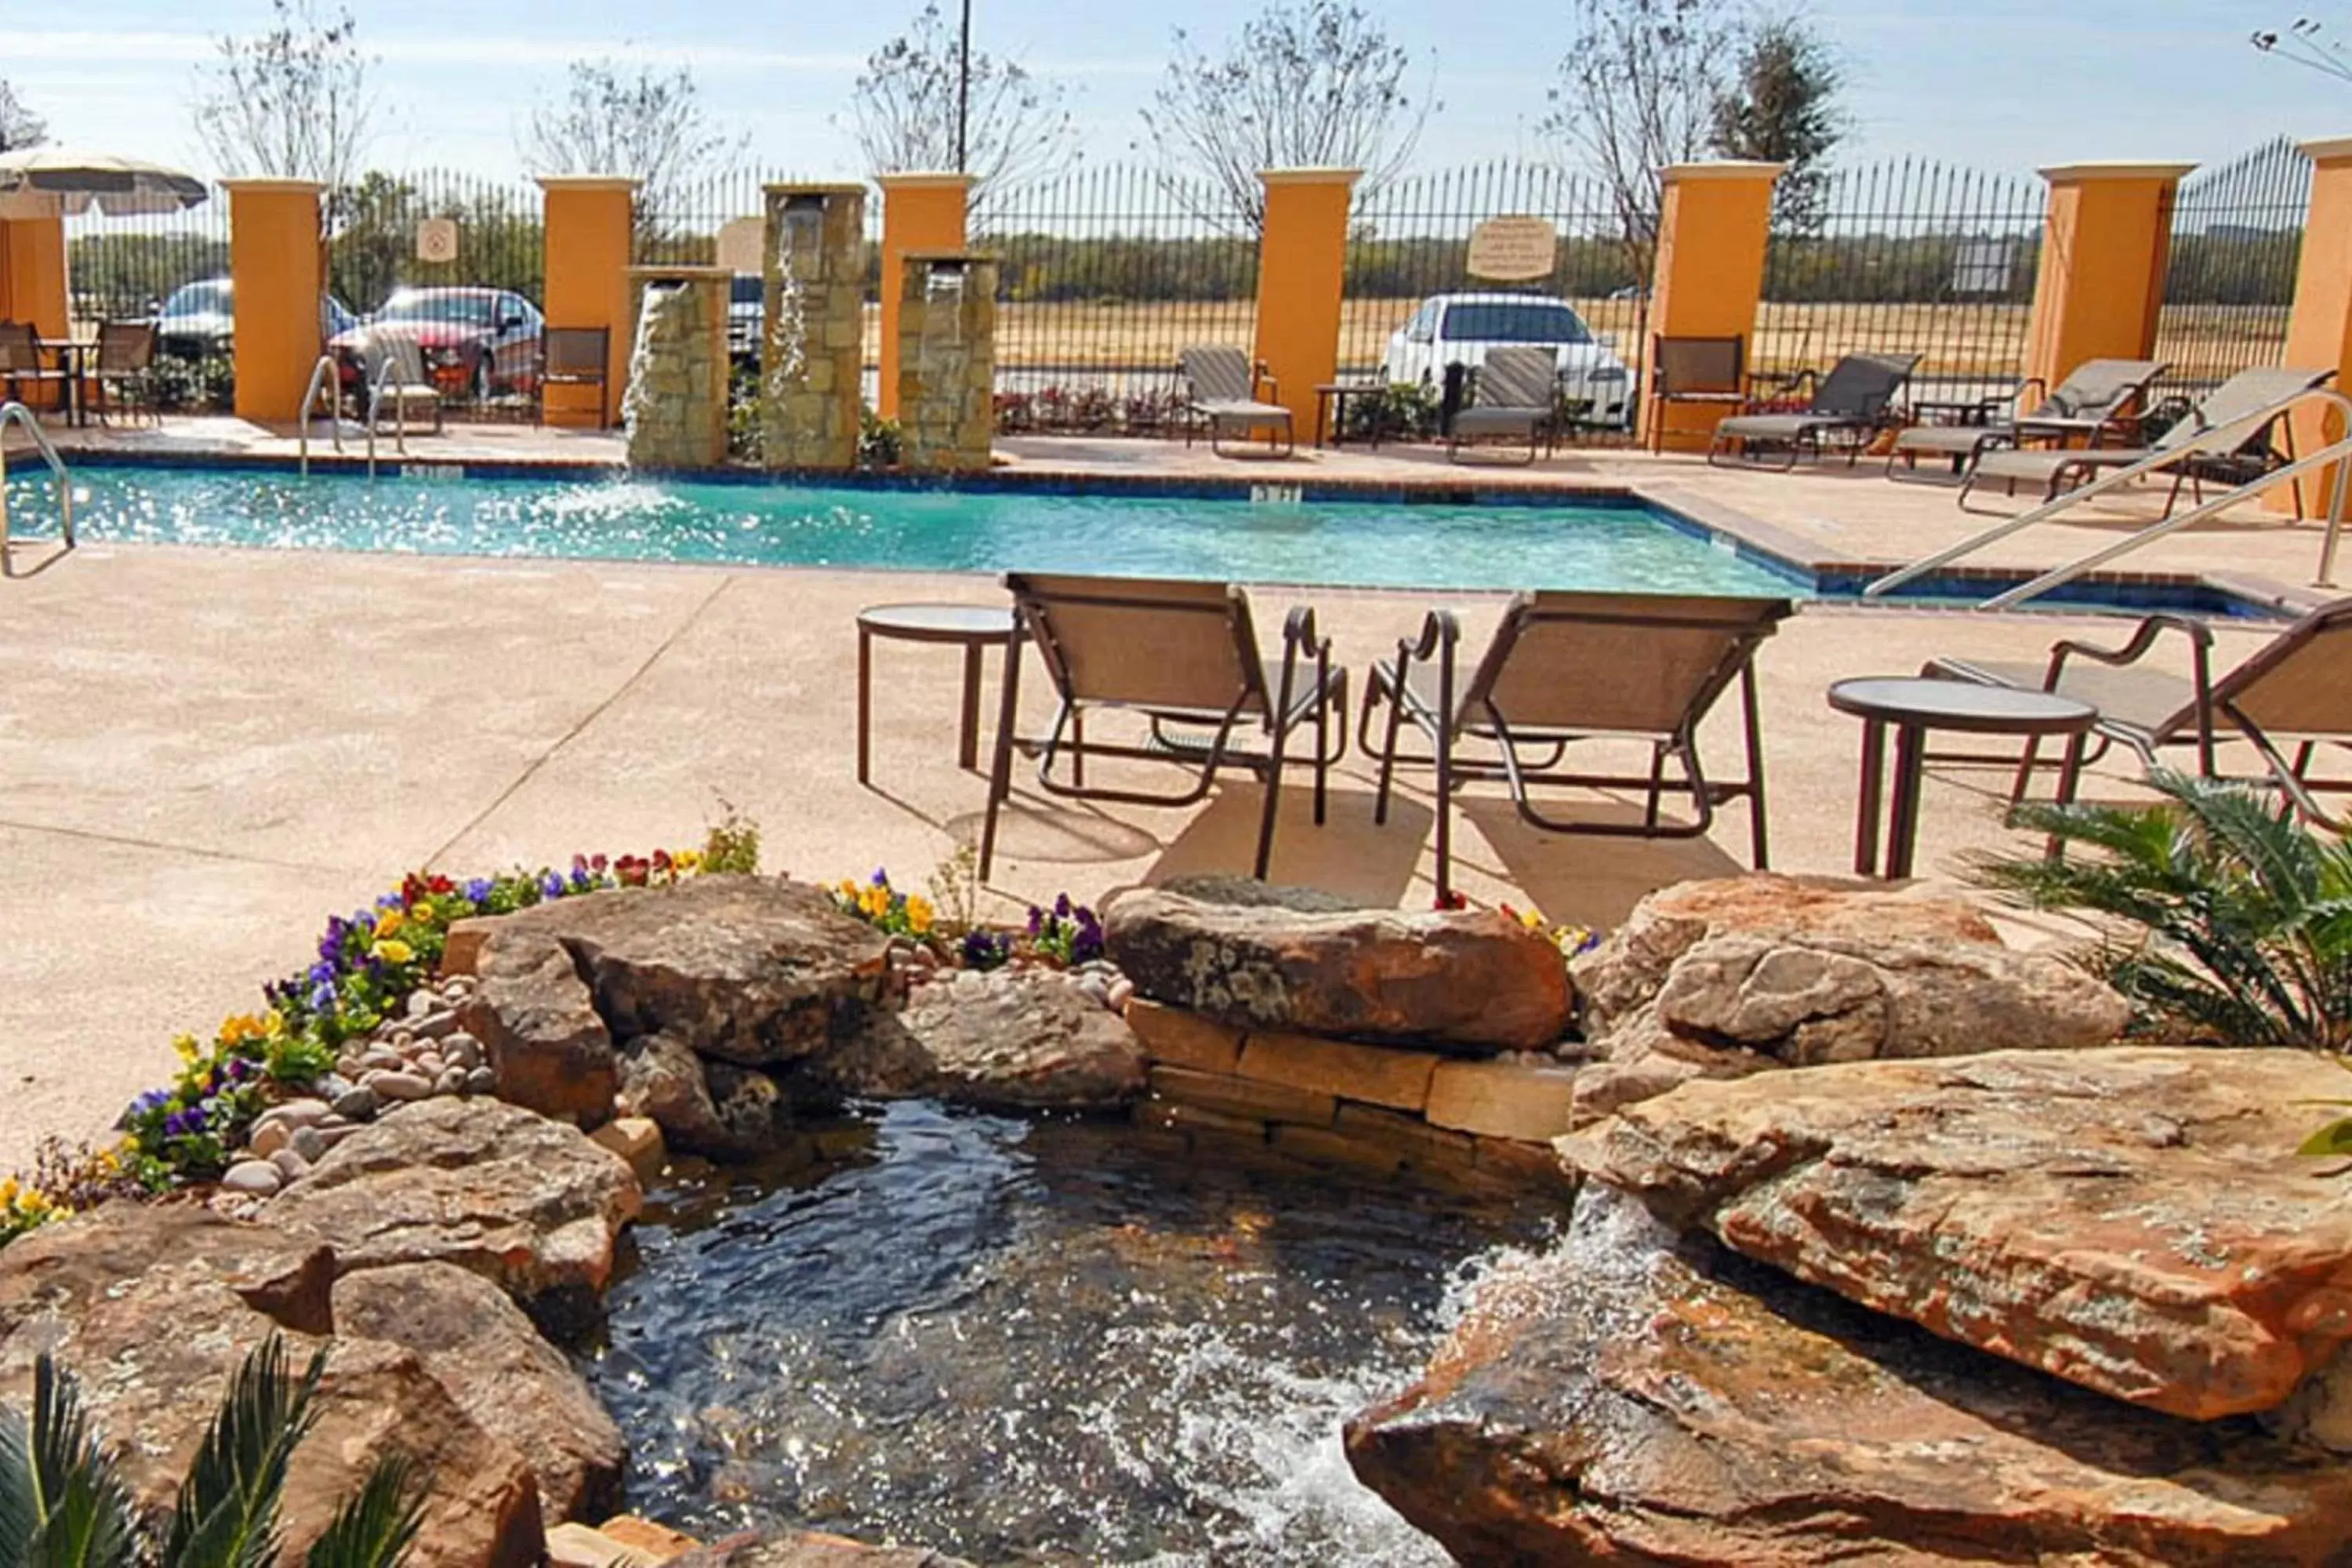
716;216;764;275
415;216;459;264
1466;216;1558;281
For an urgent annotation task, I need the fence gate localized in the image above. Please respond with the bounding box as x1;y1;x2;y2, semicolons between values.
2154;137;2311;399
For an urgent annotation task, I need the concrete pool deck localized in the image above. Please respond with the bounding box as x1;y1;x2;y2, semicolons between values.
0;420;2344;1170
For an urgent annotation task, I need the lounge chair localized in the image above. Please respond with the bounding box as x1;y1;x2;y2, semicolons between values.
1886;358;2166;482
537;326;611;426
1708;352;1922;470
0;321;71;414
978;572;1348;879
1924;597;2352;827
1960;365;2334;515
92;321;158;426
352;332;444;443
1446;347;1560;464
1359;590;1795;902
1179;345;1293;458
1646;335;1748;454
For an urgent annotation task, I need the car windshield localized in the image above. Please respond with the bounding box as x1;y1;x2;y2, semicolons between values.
1441;301;1590;345
164;281;230;316
378;292;497;326
731;274;764;305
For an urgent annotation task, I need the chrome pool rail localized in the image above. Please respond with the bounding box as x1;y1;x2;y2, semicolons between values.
296;353;345;477
0;399;74;575
1865;385;2352;609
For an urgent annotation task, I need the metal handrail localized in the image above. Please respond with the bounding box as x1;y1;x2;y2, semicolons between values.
1865;386;2352;605
0;399;74;574
364;352;414;474
296;354;344;476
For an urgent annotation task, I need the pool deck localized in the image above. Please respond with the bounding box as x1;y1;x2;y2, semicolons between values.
1;416;2344;1169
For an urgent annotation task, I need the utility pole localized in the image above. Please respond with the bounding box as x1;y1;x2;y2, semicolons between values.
956;0;973;172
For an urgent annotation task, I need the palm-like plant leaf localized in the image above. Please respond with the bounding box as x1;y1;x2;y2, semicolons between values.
303;1455;423;1568
164;1336;327;1568
0;1353;140;1568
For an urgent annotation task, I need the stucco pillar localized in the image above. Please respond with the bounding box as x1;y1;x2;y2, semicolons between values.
877;172;972;420
225;179;325;423
2022;162;2194;394
2274;138;2352;517
1641;162;1782;452
0;212;71;412
1250;167;1360;439
539;176;639;429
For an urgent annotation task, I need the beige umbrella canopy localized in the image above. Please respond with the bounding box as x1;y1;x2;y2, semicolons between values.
0;147;209;219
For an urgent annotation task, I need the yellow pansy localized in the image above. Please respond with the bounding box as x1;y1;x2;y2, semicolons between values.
674;850;702;873
376;938;415;965
1517;908;1545;932
906;895;935;934
172;1033;202;1065
376;907;405;938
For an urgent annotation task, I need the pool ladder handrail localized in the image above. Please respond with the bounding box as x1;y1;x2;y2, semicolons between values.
1864;385;2352;609
296;354;345;477
363;351;413;471
0;399;74;576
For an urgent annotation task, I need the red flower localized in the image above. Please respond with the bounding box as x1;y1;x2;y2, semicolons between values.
1433;890;1468;911
615;855;650;887
427;875;454;896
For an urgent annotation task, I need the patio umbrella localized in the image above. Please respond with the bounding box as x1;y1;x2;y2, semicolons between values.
0;147;209;218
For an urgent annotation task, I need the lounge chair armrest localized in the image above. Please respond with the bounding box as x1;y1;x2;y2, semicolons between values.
1254;362;1281;403
2050;612;2213;672
1392;608;1461;669
1282;604;1327;658
1742;367;1813;411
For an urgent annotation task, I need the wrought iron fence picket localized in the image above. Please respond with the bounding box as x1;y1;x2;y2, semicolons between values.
2155;137;2311;399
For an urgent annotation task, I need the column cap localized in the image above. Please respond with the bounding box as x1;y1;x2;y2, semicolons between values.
625;264;733;281
1258;167;1363;187
220;177;325;195
1661;161;1785;183
877;171;977;191
2301;135;2352;164
2037;161;2197;183
535;175;642;194
765;181;870;197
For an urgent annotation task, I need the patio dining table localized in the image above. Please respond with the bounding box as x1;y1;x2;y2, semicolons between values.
37;337;95;427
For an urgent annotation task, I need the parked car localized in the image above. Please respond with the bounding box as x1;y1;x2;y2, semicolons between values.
153;278;358;360
330;286;543;400
1381;292;1634;428
728;272;764;362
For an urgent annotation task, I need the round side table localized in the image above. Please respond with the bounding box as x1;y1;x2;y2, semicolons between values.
855;603;1019;784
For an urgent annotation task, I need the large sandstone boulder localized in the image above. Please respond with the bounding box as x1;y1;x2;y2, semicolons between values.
0;1206;544;1568
1561;1047;2352;1425
462;931;619;1125
615;1030;786;1158
333;1262;625;1525
670;1531;975;1568
1104;878;1571;1051
1346;1188;2352;1566
267;1098;641;1330
810;968;1145;1110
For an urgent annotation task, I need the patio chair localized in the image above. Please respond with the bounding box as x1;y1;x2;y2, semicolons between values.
978;572;1348;880
1646;336;1746;454
1446;347;1560;465
1959;365;2335;515
1886;358;2167;482
92;320;158;426
1708;352;1922;470
1924;596;2352;828
1359;590;1795;903
353;332;444;442
536;326;610;426
0;321;71;415
1179;345;1294;458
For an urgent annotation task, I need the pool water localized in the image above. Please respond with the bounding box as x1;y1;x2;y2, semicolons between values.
580;1100;1552;1564
18;465;1801;595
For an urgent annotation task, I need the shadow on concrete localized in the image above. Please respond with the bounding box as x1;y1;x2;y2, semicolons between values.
1143;784;1434;909
1460;796;1746;929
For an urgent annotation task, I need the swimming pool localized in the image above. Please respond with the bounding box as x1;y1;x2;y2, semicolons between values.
12;463;1803;597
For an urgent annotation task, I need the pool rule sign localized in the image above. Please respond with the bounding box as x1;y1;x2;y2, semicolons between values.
416;217;459;265
1466;216;1558;282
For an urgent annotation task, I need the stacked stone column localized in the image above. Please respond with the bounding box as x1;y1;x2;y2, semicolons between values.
896;252;997;474
761;183;867;471
621;267;729;469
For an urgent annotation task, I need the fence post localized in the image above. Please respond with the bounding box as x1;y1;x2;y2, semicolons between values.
0;211;71;412
2022;162;2194;394
539;176;639;429
1253;168;1360;443
2274;137;2352;517
877;173;974;422
224;179;324;423
1642;162;1781;452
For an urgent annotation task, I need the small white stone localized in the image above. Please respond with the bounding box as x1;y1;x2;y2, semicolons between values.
221;1160;282;1197
289;1126;326;1163
268;1149;312;1182
247;1120;291;1158
406;989;434;1019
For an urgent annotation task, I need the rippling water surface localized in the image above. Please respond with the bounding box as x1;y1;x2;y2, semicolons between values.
580;1100;1555;1564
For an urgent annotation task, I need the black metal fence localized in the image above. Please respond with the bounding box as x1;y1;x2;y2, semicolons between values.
1758;158;2046;410
2155;136;2310;397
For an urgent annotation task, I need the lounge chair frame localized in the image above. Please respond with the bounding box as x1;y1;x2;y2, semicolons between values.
1708;353;1922;471
1886;358;2166;485
1446;346;1561;466
1646;335;1748;454
1178;345;1294;459
978;573;1348;880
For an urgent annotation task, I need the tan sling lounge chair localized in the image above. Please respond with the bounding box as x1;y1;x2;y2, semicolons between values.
1708;353;1921;470
1179;345;1294;458
1887;357;2167;481
1447;346;1560;464
1359;590;1795;902
978;573;1348;879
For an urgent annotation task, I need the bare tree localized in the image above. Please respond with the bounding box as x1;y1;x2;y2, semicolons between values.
0;80;46;152
1541;0;1742;264
844;3;1076;212
1711;12;1845;234
521;57;744;237
190;0;375;196
1142;2;1436;234
2253;16;2352;82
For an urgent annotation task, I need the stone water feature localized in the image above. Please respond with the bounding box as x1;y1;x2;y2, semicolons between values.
760;183;866;471
895;252;997;473
621;267;729;469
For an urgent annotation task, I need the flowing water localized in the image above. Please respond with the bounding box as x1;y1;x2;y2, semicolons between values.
579;1100;1555;1565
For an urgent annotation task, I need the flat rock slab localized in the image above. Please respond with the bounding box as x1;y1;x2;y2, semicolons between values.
1105;880;1570;1051
1346;1189;2352;1566
671;1532;974;1568
1561;1047;2352;1421
811;968;1145;1110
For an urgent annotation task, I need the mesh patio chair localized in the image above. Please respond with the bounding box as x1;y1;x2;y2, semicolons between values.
0;321;71;415
1887;358;2167;482
1646;336;1747;453
1179;345;1294;458
93;321;159;426
1446;346;1561;465
1708;352;1922;470
1359;590;1795;903
536;326;611;426
978;573;1348;880
354;332;444;443
1926;597;2352;829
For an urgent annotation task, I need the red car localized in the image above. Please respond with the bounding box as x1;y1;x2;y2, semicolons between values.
331;286;544;401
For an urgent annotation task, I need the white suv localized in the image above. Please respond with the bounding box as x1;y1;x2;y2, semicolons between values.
1381;292;1634;428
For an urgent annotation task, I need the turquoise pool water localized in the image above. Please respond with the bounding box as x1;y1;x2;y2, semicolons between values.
13;465;1802;596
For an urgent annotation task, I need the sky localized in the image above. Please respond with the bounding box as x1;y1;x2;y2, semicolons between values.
5;1;2352;184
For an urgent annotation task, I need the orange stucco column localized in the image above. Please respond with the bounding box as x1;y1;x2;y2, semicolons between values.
2274;137;2352;517
1641;162;1782;452
2022;162;2193;395
877;172;972;420
226;179;324;423
539;176;639;429
1251;167;1360;439
0;213;71;412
